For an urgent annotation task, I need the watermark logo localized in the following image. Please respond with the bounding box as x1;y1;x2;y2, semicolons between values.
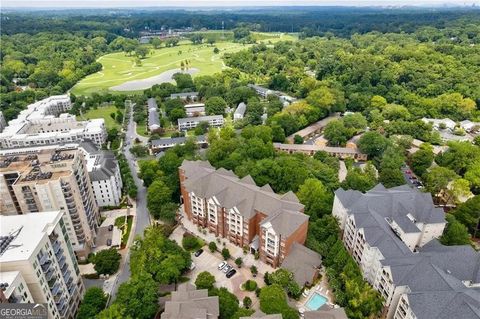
0;304;48;319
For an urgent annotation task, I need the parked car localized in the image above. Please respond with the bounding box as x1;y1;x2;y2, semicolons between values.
222;265;232;273
194;249;204;257
108;225;114;231
190;262;196;271
226;269;237;278
218;261;227;270
106;239;112;246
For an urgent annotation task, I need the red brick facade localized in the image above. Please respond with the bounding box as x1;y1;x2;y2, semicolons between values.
179;167;309;268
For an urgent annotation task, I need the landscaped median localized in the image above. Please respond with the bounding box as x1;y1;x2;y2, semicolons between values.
115;215;133;248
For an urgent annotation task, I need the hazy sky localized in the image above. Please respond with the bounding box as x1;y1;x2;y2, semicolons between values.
2;0;477;8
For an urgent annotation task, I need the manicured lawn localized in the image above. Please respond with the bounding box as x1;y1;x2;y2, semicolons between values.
136;122;149;137
71;33;297;96
71;41;246;96
78;104;122;130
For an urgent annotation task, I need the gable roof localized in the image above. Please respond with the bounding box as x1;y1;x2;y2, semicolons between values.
181;160;307;236
161;283;219;319
282;243;322;286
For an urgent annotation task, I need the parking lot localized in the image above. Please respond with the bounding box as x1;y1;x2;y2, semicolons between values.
401;165;424;189
170;226;264;305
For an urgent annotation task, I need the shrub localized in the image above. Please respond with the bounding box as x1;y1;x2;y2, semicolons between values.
221;248;231;260
244;280;257;291
209;241;217;252
182;234;201;251
235;257;243;268
243;296;252;309
264;272;271;285
250;265;258;277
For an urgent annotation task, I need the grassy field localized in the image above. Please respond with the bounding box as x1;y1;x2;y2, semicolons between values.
78;104;121;129
71;33;297;96
136;122;149;137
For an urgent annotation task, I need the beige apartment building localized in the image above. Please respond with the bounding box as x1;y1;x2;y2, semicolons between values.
0;211;85;319
0;148;99;257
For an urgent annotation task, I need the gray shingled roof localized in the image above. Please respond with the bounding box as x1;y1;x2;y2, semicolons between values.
181;160;307;237
88;150;118;181
282;243;321;286
234;102;247;117
161;283;219;319
338;185;480;319
335;184;446;260
304;305;348;319
240;310;282;319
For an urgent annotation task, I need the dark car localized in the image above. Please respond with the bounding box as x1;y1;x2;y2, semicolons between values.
106;239;112;246
194;249;204;257
108;225;114;231
226;269;236;278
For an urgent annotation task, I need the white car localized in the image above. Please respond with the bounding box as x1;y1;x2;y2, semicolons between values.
189;262;196;271
218;261;227;270
222;264;232;273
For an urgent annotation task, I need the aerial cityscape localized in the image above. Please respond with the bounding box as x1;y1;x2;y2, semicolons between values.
0;2;479;319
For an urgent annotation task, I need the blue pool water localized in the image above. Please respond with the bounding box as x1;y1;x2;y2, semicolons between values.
305;292;327;310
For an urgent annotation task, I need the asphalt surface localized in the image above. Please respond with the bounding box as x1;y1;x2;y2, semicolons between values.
109;102;151;300
110;68;199;91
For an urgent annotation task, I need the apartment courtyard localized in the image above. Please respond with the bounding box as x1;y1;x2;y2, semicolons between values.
170;220;274;310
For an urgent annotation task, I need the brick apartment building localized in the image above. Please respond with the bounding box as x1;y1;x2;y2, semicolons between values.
179;160;309;268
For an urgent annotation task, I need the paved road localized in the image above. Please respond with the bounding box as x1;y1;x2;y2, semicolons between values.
109;102;151;300
110;68;199;91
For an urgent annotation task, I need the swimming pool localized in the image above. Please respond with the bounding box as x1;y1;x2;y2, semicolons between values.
305;292;327;310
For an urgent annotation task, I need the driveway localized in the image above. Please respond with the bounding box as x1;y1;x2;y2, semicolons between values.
188;245;263;309
108;101;152;301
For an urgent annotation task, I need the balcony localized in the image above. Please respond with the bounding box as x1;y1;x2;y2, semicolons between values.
63;269;71;282
52;241;61;254
58;255;66;269
66;202;76;210
41;260;52;272
55;296;66;309
39;253;49;265
55;247;64;259
51;283;62;296
45;269;55;282
68;283;76;296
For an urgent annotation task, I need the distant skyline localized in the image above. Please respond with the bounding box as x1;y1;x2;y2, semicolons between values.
2;0;478;8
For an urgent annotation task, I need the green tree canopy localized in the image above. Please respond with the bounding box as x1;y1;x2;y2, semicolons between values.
195;271;216;291
440;214;471;246
77;287;107;319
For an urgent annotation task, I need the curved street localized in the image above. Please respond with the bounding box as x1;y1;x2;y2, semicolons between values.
109;101;151;300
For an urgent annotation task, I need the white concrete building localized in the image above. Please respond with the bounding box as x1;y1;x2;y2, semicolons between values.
0;95;106;148
234;102;246;121
178;115;224;131
0;146;100;257
333;184;480;319
0;211;85;319
460;120;480;133
0;271;34;303
79;141;123;207
184;103;206;117
421;117;456;131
